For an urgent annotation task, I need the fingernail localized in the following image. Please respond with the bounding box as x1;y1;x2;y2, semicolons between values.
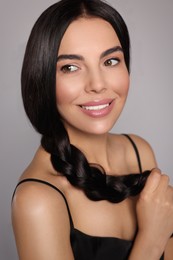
151;168;161;174
151;170;161;182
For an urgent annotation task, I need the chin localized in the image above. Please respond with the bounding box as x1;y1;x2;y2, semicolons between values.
63;114;119;136
82;122;115;135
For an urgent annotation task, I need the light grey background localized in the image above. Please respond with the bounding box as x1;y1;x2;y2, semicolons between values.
0;0;173;259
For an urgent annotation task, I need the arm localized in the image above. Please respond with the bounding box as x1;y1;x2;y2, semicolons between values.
11;181;74;260
128;169;173;260
164;237;173;260
126;136;173;259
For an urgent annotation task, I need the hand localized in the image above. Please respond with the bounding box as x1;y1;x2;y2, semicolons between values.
136;168;173;253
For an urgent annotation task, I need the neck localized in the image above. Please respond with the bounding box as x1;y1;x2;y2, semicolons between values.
66;126;112;171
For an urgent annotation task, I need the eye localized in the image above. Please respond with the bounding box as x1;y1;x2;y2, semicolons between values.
61;64;78;73
104;58;119;67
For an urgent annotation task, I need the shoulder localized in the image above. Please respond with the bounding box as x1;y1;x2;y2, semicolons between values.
109;133;157;172
12;179;68;215
123;134;158;171
12;180;71;236
12;146;70;220
12;180;73;259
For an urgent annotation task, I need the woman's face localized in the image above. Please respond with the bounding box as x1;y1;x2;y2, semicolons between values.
56;17;129;136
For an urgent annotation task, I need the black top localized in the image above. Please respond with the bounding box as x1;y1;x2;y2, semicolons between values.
13;135;164;260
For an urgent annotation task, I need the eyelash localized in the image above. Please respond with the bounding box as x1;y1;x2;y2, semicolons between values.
60;57;120;74
104;58;120;67
60;64;78;73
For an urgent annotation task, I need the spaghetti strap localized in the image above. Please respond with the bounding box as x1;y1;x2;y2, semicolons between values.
12;178;74;228
122;134;142;173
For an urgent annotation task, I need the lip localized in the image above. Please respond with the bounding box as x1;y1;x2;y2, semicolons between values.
79;98;114;107
78;99;115;118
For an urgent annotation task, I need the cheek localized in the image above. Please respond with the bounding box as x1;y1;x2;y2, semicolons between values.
110;69;130;95
121;72;130;94
56;79;80;105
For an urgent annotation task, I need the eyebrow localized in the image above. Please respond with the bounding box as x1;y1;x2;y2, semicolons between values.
57;54;84;62
100;46;123;59
56;46;123;62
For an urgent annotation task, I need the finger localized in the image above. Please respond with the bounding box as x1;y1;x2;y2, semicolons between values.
142;168;161;194
156;174;170;193
165;185;173;201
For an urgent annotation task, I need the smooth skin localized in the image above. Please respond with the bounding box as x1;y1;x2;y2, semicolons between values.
12;18;173;260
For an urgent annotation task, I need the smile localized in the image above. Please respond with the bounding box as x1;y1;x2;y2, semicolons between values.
79;99;115;118
81;103;109;111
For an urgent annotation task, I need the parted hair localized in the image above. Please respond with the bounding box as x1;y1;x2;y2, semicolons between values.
21;0;150;203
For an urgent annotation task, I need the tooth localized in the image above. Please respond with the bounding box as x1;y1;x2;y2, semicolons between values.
82;104;109;110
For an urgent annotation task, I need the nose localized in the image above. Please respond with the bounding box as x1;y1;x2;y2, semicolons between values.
85;68;106;93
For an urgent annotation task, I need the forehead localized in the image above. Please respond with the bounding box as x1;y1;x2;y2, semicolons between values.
58;17;121;54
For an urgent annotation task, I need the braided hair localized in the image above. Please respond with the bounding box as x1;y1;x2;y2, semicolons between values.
21;0;150;203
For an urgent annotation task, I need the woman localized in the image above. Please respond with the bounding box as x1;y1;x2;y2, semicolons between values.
12;0;173;259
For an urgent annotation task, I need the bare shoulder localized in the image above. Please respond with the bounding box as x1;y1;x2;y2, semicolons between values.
125;134;158;171
12;180;74;260
12;179;68;218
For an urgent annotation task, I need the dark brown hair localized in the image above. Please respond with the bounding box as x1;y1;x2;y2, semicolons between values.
21;0;150;203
